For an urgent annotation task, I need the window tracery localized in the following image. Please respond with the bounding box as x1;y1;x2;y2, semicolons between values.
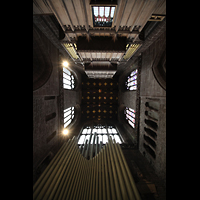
63;67;75;90
78;124;122;145
125;69;138;90
64;107;74;128
125;107;136;128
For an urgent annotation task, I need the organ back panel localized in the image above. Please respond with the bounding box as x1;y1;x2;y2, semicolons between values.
33;136;141;200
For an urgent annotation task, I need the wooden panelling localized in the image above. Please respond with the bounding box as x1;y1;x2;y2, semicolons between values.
79;52;124;62
33;0;166;40
81;78;118;121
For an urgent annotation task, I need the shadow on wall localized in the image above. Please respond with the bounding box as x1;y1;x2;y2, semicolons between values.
152;47;166;90
33;25;53;91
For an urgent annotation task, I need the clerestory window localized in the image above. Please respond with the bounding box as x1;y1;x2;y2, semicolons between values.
125;107;136;128
64;107;74;128
63;67;75;90
125;69;138;90
78;124;122;145
92;6;115;27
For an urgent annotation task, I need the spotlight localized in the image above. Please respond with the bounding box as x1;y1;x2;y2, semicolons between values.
63;61;68;67
63;129;68;135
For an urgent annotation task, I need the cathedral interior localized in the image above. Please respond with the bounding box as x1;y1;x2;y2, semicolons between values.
33;0;166;199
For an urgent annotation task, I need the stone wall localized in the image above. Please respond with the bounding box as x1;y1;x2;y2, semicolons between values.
139;31;166;182
33;24;82;185
118;30;166;182
33;24;62;184
118;57;140;146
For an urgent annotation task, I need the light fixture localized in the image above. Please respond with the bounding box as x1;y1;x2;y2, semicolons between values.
63;61;68;67
63;129;68;135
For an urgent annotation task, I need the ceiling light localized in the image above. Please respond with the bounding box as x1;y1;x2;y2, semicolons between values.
63;129;68;135
63;61;68;67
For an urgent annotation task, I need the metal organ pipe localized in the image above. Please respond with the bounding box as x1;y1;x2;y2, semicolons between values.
82;139;88;156
113;139;136;200
85;131;92;158
115;140;141;200
110;138;129;200
33;136;141;200
90;132;96;159
95;136;99;156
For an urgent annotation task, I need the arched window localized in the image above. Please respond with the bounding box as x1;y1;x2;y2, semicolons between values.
125;107;135;128
64;107;74;128
125;69;137;90
63;67;75;90
78;124;122;145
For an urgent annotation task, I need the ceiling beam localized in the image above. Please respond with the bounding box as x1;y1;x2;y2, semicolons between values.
65;28;139;35
113;0;127;31
80;0;89;31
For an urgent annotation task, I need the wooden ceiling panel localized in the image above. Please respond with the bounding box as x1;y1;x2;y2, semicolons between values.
85;52;91;59
101;52;107;59
82;52;86;59
116;53;121;59
62;0;79;26
91;52;97;59
119;0;135;27
81;78;118;122
79;51;124;62
73;0;86;25
111;52;117;59
50;0;73;28
133;0;158;32
126;0;146;28
97;52;101;59
106;53;111;59
113;0;126;31
34;0;165;39
84;0;93;26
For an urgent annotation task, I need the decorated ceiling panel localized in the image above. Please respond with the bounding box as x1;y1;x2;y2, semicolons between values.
81;78;118;121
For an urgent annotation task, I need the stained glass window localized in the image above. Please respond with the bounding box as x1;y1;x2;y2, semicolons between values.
92;6;115;27
125;107;136;128
125;69;138;90
78;124;122;145
63;67;75;90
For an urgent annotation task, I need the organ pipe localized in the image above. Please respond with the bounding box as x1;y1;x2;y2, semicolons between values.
90;132;96;159
95;136;99;156
33;136;141;200
82;139;88;156
85;132;92;158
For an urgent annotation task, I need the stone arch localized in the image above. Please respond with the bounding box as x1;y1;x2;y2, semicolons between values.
33;25;53;91
152;43;166;90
